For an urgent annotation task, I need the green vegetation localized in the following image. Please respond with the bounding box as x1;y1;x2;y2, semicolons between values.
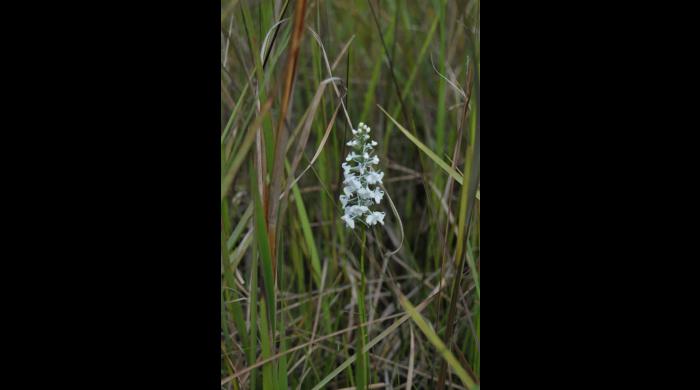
221;1;479;388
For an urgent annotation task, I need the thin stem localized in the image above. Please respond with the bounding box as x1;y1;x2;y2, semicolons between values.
356;229;369;390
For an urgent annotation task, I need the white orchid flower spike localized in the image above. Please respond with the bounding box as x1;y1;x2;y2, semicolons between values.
339;122;386;229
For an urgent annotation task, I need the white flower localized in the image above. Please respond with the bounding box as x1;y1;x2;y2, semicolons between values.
339;122;386;229
372;188;384;204
346;152;359;161
366;211;385;226
357;186;373;200
342;162;352;175
347;205;369;217
345;176;362;192
342;214;356;229
365;171;384;185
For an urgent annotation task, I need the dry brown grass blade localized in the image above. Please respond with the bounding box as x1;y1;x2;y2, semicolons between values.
268;0;307;269
331;35;356;71
430;54;467;99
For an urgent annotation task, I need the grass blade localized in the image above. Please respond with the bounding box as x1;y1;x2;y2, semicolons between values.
267;0;308;263
310;287;441;390
253;168;277;332
221;99;272;200
378;105;463;185
259;299;277;390
396;293;475;389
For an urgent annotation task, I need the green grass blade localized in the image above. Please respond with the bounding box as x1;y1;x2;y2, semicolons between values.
397;294;475;389
290;177;322;285
310;290;440;390
259;299;277;390
221;82;249;144
227;203;253;251
221;99;272;200
253;169;277;332
379;105;463;185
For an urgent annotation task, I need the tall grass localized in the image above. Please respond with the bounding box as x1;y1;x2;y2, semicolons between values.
221;0;479;389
